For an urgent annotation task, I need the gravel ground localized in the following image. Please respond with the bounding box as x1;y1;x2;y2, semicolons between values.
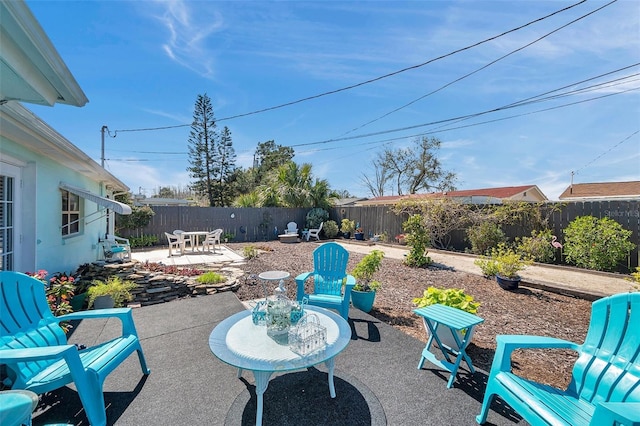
231;240;592;390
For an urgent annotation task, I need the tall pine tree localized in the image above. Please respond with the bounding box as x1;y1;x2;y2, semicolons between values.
187;94;218;206
214;126;236;206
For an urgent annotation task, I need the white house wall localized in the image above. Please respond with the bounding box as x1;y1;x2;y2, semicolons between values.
1;135;108;274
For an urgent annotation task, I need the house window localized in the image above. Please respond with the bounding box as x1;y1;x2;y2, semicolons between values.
0;175;14;270
61;190;81;236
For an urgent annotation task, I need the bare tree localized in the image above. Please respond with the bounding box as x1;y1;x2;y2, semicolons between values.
364;136;457;196
360;161;389;197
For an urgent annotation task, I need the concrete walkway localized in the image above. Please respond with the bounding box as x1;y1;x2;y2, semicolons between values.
339;242;635;300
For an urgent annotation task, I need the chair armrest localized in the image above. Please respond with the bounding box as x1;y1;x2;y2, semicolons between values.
0;345;77;363
58;308;139;336
491;335;580;373
591;402;640;425
344;274;356;288
295;272;313;300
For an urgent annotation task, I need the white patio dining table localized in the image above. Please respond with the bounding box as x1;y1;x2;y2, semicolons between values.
181;231;210;252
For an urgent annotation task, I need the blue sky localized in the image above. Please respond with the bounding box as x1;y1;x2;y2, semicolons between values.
27;0;639;200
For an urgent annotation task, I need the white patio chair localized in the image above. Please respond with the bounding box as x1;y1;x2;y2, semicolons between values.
307;222;323;241
202;229;223;253
101;234;131;261
173;229;194;251
284;222;298;235
165;232;183;256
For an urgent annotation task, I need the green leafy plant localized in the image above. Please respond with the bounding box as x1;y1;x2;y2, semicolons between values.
222;232;235;242
563;216;635;272
474;244;531;279
413;287;479;314
87;276;137;308
466;222;506;255
243;245;258;259
340;218;355;234
27;270;76;332
626;267;640;291
516;229;555;263
195;271;226;284
351;250;385;292
323;220;339;238
402;214;432;268
129;235;158;248
473;256;500;278
306;208;329;229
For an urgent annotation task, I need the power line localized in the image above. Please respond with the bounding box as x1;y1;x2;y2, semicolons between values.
573;130;640;175
110;0;587;135
108;70;639;159
289;75;640;148
339;0;617;136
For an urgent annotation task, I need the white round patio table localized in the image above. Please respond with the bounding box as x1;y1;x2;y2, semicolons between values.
208;306;351;426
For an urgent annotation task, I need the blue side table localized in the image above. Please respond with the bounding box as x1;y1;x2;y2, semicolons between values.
0;390;39;426
413;304;484;388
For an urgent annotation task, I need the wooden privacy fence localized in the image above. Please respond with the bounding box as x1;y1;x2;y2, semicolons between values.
120;200;639;269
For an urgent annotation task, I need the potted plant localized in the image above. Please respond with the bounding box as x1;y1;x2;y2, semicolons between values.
474;244;531;290
350;250;385;312
222;232;235;243
413;287;480;350
340;219;355;239
354;227;365;241
87;276;138;309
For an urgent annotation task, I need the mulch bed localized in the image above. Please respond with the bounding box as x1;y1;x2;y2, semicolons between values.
231;241;592;389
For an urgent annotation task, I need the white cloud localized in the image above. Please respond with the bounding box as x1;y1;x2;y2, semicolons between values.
150;0;224;78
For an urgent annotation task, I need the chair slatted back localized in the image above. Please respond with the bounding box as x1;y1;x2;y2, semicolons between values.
311;242;349;297
1;272;67;384
570;293;640;404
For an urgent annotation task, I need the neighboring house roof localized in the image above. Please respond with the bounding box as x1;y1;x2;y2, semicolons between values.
0;1;88;107
333;197;369;206
1;102;129;192
356;185;548;205
559;181;640;200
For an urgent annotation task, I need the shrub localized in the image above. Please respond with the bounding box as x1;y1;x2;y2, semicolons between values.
627;267;640;291
474;243;531;278
351;250;385;292
243;245;258;259
516;229;555;263
340;218;355;234
563;216;635;272
129;235;158;248
195;271;226;284
474;256;499;278
306;208;329;229
466;222;505;255
413;287;479;314
403;214;432;268
27;270;75;332
323;220;339;238
87;276;137;308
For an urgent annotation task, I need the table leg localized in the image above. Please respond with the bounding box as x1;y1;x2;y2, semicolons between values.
252;370;273;426
324;357;337;398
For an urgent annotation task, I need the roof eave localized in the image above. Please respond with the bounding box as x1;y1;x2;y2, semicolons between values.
0;1;88;107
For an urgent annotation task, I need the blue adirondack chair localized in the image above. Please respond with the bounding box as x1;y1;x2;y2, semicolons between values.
295;242;355;320
477;292;640;426
0;271;150;426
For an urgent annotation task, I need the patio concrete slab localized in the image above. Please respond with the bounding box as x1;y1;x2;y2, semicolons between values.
132;244;246;267
31;293;520;425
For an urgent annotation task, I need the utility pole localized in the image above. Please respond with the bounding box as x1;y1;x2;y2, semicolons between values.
101;125;108;167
